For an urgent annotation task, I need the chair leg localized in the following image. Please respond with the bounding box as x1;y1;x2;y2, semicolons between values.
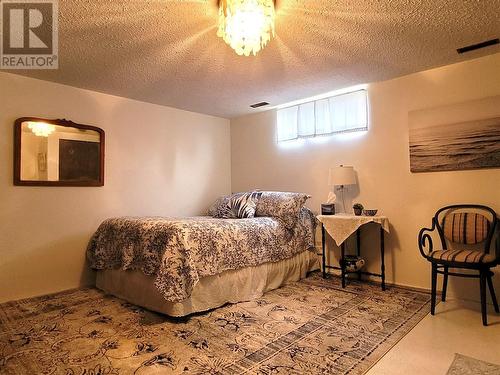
442;266;449;302
480;270;487;326
431;263;437;315
486;271;499;313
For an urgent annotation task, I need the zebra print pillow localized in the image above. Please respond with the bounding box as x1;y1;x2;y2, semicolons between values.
216;191;262;219
207;193;241;217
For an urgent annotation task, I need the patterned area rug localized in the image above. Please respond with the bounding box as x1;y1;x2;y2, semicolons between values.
0;273;430;375
446;354;500;375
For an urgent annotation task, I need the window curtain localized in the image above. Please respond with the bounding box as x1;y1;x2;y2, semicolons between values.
277;106;298;141
277;89;368;142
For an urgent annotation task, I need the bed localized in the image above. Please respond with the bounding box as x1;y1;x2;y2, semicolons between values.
87;193;318;317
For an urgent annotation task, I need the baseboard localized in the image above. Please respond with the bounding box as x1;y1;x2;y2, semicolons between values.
321;268;498;307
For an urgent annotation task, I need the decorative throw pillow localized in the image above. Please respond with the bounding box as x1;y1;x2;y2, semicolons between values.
207;192;247;217
217;191;262;219
207;195;231;217
255;191;311;229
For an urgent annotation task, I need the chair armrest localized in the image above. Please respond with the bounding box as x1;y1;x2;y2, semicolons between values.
418;218;437;259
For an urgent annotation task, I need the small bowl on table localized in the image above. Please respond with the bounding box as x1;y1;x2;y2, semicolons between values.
363;209;378;216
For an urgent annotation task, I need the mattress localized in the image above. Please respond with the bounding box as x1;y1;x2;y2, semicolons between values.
96;250;319;317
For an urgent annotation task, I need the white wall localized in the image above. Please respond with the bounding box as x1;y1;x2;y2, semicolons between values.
231;53;500;302
0;72;231;303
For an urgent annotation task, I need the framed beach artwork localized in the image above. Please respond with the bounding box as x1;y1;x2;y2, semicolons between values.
409;96;500;173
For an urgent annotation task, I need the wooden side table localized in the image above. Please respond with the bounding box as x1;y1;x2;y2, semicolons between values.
317;214;390;291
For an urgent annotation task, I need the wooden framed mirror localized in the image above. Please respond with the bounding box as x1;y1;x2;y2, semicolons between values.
14;117;105;186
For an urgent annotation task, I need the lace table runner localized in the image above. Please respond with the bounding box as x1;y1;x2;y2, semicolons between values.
317;214;390;246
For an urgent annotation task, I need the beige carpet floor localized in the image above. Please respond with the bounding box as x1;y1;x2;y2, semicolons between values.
0;273;430;375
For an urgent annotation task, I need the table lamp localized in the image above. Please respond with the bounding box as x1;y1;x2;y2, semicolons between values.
329;165;356;213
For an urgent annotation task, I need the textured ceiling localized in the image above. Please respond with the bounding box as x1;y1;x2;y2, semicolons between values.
9;0;500;118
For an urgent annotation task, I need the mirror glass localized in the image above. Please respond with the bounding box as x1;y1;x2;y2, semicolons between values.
16;119;104;186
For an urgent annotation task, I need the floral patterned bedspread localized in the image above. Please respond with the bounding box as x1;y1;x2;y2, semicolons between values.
87;208;316;302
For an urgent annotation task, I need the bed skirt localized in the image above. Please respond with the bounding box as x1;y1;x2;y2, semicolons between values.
96;250;319;317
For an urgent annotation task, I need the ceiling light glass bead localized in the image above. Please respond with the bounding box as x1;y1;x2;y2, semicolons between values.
217;0;275;56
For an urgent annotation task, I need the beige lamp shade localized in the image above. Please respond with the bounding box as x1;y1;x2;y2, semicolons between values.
329;166;356;186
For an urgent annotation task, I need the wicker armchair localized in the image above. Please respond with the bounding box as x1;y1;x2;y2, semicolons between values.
418;204;499;326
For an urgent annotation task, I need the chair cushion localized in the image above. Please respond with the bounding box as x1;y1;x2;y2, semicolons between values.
442;212;491;245
429;249;496;264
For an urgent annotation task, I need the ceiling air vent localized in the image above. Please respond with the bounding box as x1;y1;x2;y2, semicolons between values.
457;38;499;54
250;101;269;108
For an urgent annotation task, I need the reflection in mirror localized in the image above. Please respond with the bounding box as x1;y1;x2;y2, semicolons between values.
15;118;104;186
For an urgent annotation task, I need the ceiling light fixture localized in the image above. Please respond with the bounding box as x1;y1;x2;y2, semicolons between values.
27;121;56;137
217;0;275;56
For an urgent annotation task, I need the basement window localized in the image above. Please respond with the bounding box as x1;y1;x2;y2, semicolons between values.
277;89;368;142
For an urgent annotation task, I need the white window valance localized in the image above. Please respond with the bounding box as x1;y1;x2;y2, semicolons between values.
277;89;368;142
